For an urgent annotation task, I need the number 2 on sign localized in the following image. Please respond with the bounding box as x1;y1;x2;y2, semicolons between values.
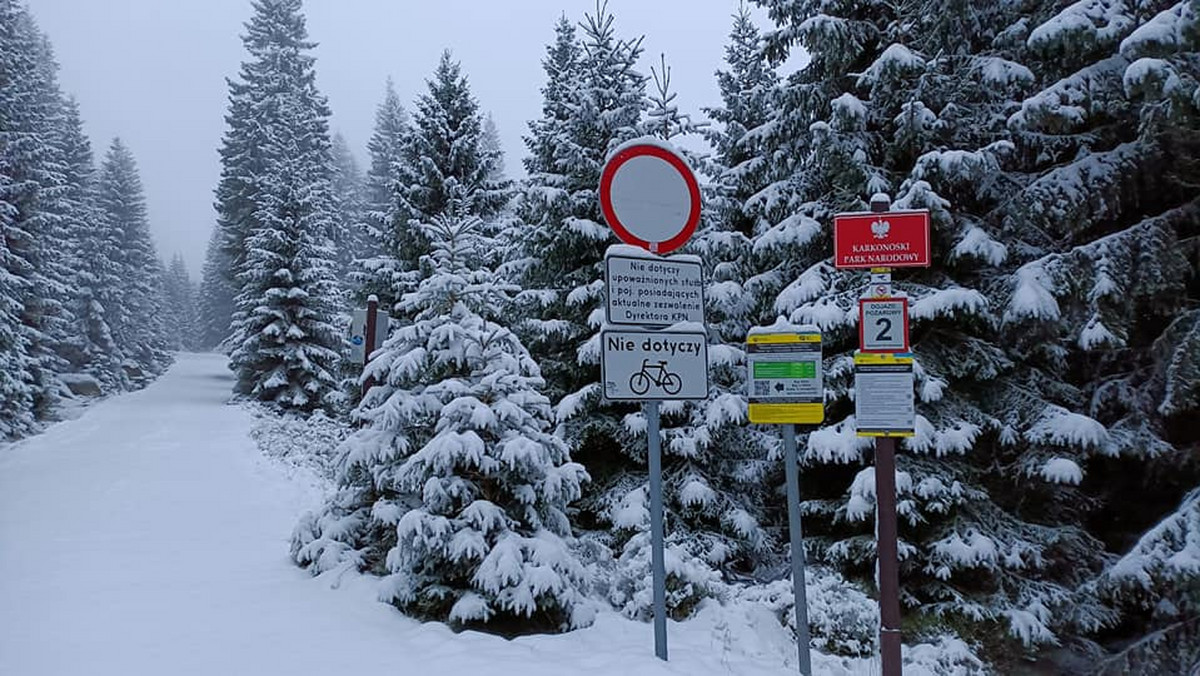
874;317;893;343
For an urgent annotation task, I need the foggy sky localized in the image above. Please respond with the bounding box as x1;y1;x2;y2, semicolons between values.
29;1;802;278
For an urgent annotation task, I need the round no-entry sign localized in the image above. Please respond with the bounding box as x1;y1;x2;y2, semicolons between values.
599;141;701;254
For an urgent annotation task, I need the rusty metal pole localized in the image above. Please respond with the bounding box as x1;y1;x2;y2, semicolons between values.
870;195;903;675
362;294;379;400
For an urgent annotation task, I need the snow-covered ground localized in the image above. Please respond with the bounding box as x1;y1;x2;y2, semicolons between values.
0;353;976;676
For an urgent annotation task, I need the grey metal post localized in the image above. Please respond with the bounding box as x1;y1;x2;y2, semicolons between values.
783;424;813;675
646;400;668;660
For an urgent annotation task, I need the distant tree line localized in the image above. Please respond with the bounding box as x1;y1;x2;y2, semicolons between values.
0;0;200;439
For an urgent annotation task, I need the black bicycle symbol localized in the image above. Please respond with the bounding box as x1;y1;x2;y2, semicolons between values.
629;359;682;395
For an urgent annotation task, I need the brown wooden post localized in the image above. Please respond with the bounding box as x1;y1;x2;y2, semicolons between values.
870;195;903;676
362;294;378;400
875;436;902;674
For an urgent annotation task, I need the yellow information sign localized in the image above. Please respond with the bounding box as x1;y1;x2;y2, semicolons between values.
747;330;824;425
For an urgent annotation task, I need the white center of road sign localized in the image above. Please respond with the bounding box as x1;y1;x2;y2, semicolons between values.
601;329;709;401
859;298;909;353
599;142;701;255
605;253;704;327
609;156;690;244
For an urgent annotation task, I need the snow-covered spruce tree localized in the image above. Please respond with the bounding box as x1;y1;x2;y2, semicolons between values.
0;200;34;438
0;3;77;422
220;0;343;412
751;0;1138;656
694;6;790;553
196;227;235;350
480;112;507;185
703;3;781;243
162;254;198;352
57;96;125;389
0;0;38;436
330;131;369;293
357;77;411;308
26;25;84;391
97;138;171;380
293;209;592;633
513;5;644;515
1000;0;1200;661
389;50;507;284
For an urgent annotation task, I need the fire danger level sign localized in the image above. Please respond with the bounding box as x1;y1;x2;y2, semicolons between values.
859;298;909;353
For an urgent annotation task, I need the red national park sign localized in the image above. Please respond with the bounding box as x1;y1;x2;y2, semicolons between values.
833;210;931;269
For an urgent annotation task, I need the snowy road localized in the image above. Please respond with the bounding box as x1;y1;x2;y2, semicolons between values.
0;353;820;676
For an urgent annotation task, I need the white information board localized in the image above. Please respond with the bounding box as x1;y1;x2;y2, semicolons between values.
601;329;709;401
605;253;704;327
854;353;914;437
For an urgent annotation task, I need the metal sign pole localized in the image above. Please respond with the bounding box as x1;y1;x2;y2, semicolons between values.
646;399;668;661
782;424;813;676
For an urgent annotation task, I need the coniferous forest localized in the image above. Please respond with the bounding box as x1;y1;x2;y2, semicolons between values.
1;2;188;432
3;0;1199;673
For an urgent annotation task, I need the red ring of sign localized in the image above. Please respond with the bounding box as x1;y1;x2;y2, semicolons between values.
599;144;702;255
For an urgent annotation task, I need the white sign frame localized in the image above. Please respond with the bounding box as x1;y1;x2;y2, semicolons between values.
858;298;909;353
854;355;915;437
604;253;704;327
601;328;709;401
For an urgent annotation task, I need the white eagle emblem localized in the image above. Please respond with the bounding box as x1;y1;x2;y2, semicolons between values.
871;218;890;240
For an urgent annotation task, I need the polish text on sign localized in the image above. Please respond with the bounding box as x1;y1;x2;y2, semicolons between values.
605;253;704;327
834;210;931;269
854;352;915;437
747;330;824;424
859;298;910;353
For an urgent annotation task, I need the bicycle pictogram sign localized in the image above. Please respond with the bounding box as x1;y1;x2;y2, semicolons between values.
600;328;709;401
629;359;682;396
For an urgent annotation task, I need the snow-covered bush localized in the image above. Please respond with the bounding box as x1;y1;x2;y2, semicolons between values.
294;211;592;633
605;529;724;621
249;406;347;480
736;568;878;657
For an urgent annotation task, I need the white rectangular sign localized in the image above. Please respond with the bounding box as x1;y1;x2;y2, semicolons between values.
601;329;709;401
854;354;915;436
605;254;704;327
350;309;390;363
